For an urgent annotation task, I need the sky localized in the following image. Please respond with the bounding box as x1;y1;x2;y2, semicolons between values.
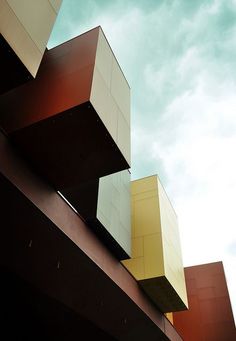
48;0;236;319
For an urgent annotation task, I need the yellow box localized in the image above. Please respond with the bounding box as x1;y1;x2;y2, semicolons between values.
123;175;188;312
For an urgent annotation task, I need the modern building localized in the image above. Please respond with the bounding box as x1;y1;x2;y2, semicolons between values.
172;262;236;341
0;1;235;340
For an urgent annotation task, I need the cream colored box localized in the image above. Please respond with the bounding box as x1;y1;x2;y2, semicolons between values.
0;0;62;76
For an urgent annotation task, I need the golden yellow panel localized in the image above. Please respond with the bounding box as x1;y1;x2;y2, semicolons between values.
123;257;145;280
143;234;164;279
122;175;188;312
158;180;188;309
132;237;143;259
131;175;157;195
165;313;173;324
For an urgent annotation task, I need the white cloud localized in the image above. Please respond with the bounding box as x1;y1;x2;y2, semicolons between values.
148;74;236;317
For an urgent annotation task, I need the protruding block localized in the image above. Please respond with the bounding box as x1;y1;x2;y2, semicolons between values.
0;27;130;190
122;175;188;313
0;0;62;77
61;170;131;260
97;169;131;258
173;262;236;341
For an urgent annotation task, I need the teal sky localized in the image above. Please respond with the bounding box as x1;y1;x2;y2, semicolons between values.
49;0;236;319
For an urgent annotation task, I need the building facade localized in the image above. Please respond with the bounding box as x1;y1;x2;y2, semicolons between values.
0;1;235;340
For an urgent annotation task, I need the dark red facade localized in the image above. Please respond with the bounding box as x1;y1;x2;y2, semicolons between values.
173;262;236;341
0;27;129;191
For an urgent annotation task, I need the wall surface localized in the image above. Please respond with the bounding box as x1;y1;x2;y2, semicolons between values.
91;28;130;165
158;180;188;309
0;2;183;337
123;175;188;312
173;262;236;341
0;0;62;76
97;170;131;257
0;27;130;190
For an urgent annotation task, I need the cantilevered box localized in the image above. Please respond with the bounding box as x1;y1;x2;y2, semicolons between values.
123;175;188;312
0;27;130;190
0;0;62;78
62;170;131;260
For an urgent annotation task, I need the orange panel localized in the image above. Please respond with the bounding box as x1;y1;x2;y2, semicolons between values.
0;27;129;189
173;262;236;341
0;27;99;133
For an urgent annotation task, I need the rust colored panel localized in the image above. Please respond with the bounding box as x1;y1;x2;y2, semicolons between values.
0;28;99;132
173;262;236;341
0;27;129;189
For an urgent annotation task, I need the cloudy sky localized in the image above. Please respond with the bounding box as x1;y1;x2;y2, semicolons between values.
48;0;236;319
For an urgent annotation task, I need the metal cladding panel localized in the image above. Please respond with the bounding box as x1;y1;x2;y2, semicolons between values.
123;175;188;312
0;27;130;189
0;0;62;76
91;28;130;166
60;170;131;260
123;176;164;280
0;27;99;132
48;0;61;12
97;170;131;257
173;262;236;341
158;180;188;309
